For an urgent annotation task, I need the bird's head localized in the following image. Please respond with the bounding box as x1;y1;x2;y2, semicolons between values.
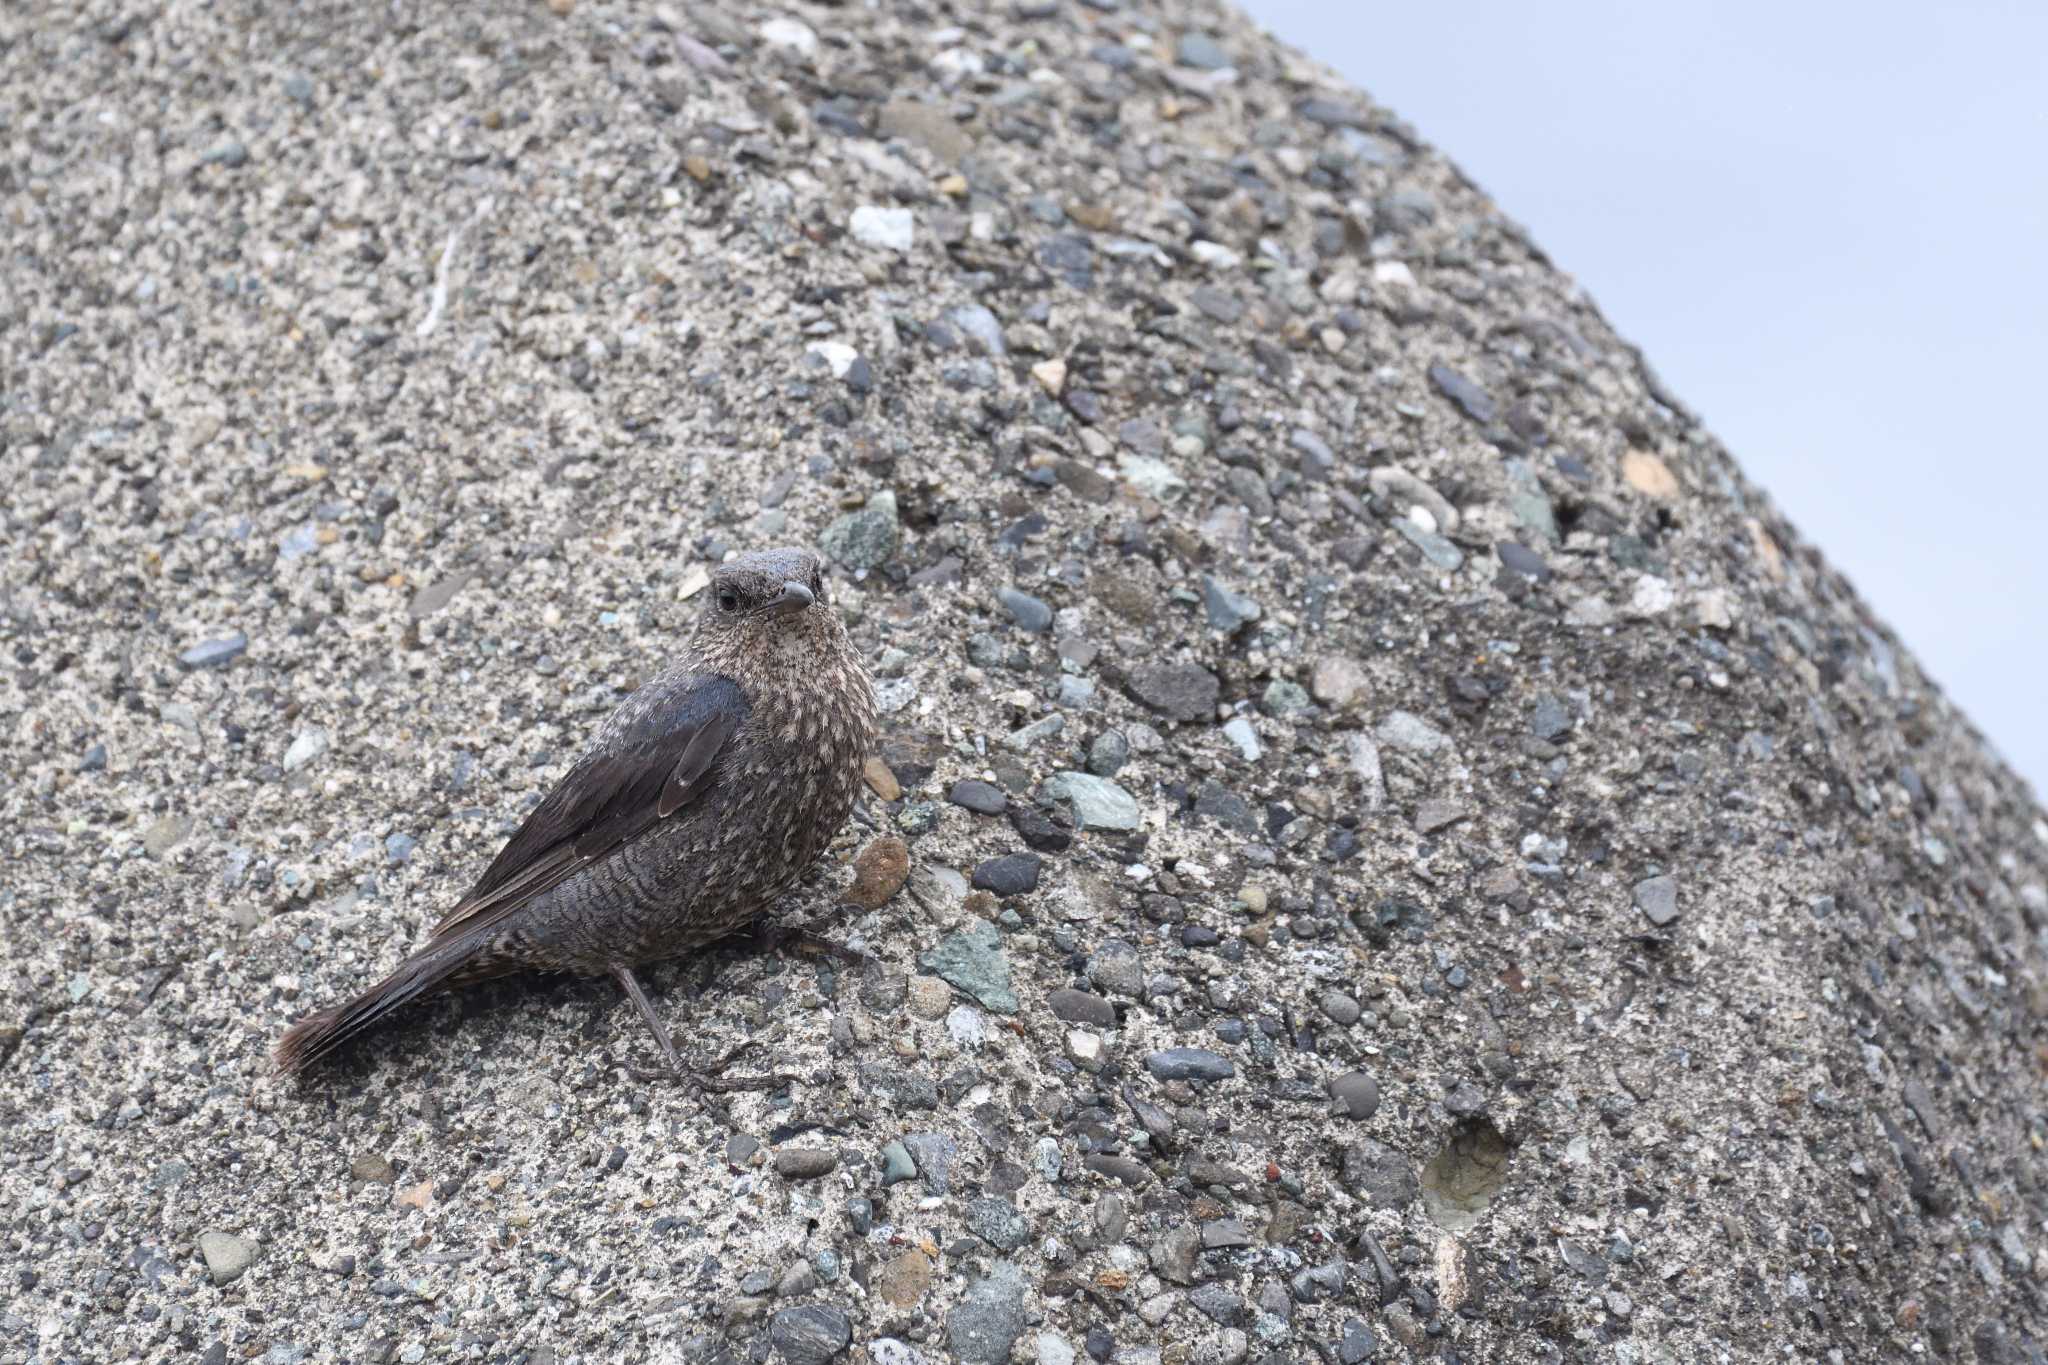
694;548;831;651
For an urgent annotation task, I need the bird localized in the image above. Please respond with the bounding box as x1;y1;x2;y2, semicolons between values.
274;546;877;1085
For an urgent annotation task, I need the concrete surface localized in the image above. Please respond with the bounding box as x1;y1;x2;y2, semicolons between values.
2;1;2043;1362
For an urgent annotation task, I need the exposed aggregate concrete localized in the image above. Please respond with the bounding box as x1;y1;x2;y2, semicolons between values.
2;1;2046;1362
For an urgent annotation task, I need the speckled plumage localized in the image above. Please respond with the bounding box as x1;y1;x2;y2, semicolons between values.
275;547;876;1077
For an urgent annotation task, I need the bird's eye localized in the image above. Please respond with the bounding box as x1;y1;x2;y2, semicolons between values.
716;590;738;613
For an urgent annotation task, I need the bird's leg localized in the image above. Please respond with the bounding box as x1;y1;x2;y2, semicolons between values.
611;963;687;1076
609;964;795;1093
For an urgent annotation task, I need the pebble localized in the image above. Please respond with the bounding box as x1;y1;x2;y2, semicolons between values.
350;1154;394;1183
1310;656;1368;709
863;755;901;801
1189;1284;1245;1326
948;1264;1029;1365
1633;874;1681;927
806;341;860;379
1125;663;1219;722
1696;588;1737;630
1008;803;1073;852
1291;428;1338;479
877;1250;933;1309
1319;991;1362;1026
1497;542;1550;581
819;490;900;571
970;853;1041;898
1376;710;1451;754
998;587;1053;632
768;1304;852;1365
880;1140;917;1185
1221;716;1262;762
1393;517;1465;571
1199;575;1261;633
409;573;470;618
850;206;914;253
845;836;911;909
902;1133;959;1194
919;918;1018;1011
1367;466;1458;532
1427;363;1496;424
946;1004;986;1050
1263;680;1313;716
179;632;247;668
775;1148;839;1180
759;17;819;54
1040;771;1140;832
1529;693;1574;741
1048;987;1116;1027
1338;1320;1377;1364
1086;939;1145;996
1328;1071;1380;1120
1118;453;1186;501
949;779;1007;816
1176;32;1232;69
1145;1048;1234;1082
1505;461;1558;542
1414;800;1465;834
965;1196;1031;1252
1086;1153;1154;1191
1086;730;1130;777
947;305;1005;356
1622;449;1679;499
1003;714;1065;749
1202;1219;1252;1250
1341;1139;1418;1209
906;974;953;1019
1629;574;1676;616
282;728;329;772
199;1231;259;1286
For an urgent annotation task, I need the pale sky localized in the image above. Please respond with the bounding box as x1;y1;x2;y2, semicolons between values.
1241;1;2048;800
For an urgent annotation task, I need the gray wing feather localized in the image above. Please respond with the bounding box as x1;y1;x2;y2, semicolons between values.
428;672;745;940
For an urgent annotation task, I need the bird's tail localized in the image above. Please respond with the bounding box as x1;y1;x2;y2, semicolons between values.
273;931;503;1076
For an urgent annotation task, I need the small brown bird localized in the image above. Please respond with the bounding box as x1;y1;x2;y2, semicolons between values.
275;547;877;1083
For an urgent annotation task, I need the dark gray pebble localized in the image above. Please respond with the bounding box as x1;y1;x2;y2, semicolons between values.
949;780;1008;815
1047;988;1116;1027
972;853;1042;896
1145;1048;1235;1082
768;1304;852;1365
997;587;1052;633
1329;1071;1379;1119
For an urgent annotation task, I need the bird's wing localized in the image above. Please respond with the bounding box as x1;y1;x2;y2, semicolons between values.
428;672;745;942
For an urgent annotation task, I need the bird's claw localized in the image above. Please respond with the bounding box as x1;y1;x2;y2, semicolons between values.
625;1063;796;1092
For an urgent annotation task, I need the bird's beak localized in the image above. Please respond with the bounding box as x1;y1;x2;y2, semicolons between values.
765;580;815;618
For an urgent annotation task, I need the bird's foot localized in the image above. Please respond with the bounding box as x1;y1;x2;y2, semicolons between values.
744;904;874;967
610;963;795;1096
626;1038;795;1092
781;928;871;967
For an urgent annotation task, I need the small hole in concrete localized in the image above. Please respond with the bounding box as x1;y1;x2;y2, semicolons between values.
1420;1116;1511;1233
